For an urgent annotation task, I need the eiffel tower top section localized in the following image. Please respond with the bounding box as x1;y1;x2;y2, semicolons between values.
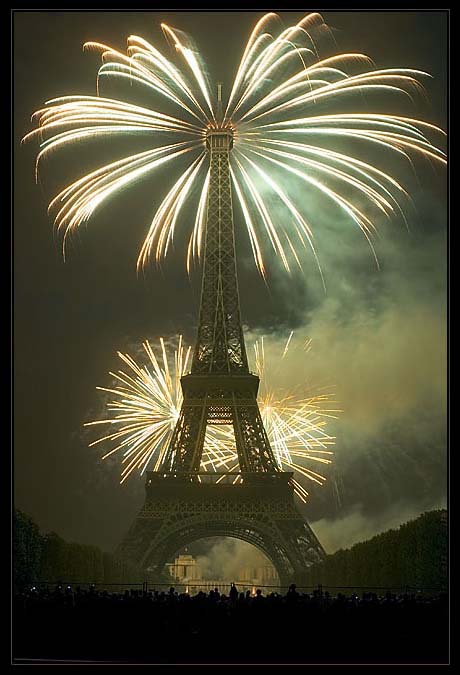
205;126;234;150
191;125;248;376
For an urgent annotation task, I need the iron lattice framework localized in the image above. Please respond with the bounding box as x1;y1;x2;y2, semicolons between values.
193;130;247;375
159;130;279;475
118;127;326;584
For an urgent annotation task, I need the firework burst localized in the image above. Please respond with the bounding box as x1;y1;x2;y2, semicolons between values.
23;12;445;284
86;334;340;501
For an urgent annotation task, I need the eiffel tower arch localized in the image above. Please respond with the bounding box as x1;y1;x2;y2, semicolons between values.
117;123;326;586
119;473;325;587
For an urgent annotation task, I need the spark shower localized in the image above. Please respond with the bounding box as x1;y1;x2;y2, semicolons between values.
23;12;446;286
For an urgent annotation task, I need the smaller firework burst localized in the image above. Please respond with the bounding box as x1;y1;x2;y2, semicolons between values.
86;334;341;500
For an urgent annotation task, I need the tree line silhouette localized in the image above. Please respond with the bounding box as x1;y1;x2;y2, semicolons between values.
13;510;144;590
304;509;447;592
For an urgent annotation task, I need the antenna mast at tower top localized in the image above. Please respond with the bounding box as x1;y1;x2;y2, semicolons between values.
217;81;223;125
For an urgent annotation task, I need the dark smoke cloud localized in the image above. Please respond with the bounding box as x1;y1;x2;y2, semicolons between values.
245;186;447;541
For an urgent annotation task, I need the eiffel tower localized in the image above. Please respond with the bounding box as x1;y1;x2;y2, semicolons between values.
118;115;326;587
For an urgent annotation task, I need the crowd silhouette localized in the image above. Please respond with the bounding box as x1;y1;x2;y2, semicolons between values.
13;583;448;663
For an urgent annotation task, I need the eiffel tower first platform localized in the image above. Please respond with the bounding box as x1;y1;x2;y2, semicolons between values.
117;122;326;587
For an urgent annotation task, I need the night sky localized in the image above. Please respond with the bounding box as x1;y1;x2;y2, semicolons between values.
14;11;447;555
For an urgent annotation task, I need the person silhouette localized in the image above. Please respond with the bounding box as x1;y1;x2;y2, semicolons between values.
287;584;299;603
229;583;238;604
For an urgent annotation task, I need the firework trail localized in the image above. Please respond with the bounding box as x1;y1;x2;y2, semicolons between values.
85;334;341;501
23;13;446;284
